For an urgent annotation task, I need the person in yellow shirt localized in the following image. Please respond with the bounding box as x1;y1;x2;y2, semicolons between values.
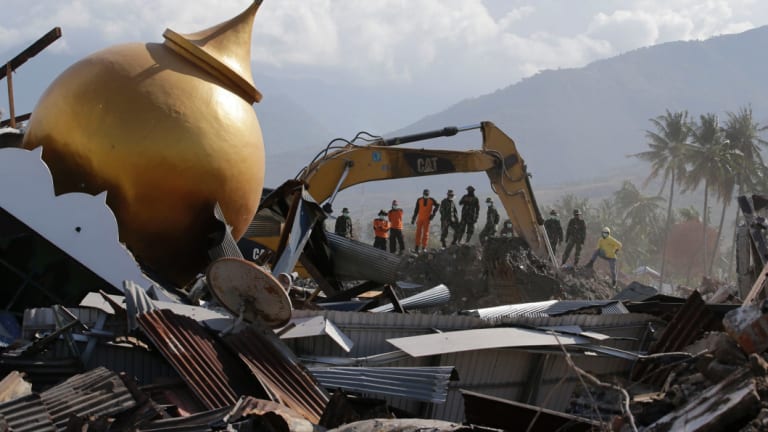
585;227;622;287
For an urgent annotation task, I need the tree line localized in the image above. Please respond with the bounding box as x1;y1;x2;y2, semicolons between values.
547;106;768;287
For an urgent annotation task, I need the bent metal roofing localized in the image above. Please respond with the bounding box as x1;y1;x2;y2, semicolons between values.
386;327;597;357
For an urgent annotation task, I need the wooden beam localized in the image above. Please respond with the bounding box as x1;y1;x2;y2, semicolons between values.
742;260;768;306
0;27;62;78
0;112;30;128
6;65;14;127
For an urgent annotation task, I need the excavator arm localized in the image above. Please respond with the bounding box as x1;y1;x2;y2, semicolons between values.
296;121;556;264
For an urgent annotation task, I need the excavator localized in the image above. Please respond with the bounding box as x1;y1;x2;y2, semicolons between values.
242;121;557;277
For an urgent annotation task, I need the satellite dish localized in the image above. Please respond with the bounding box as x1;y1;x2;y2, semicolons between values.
206;257;292;328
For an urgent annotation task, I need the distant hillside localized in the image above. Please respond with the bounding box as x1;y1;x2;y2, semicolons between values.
393;26;768;186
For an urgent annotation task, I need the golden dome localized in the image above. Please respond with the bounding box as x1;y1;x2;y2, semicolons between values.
23;1;266;286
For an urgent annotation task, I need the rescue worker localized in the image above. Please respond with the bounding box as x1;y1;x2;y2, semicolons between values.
585;227;622;287
334;207;353;239
561;209;587;267
479;197;500;244
373;210;390;250
388;200;405;254
411;189;439;252
544;209;564;253
500;219;514;237
439;189;459;247
453;185;480;245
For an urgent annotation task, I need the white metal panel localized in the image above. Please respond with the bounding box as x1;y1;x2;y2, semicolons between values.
0;147;153;292
286;310;654;422
388;327;590;357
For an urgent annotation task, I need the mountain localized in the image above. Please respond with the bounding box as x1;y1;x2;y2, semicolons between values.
392;26;768;186
285;26;768;214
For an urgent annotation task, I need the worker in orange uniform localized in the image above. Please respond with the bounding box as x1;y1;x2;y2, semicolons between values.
411;189;439;253
373;210;390;250
388;200;405;254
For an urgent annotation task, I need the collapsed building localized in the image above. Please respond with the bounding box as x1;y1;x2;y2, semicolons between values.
4;2;768;431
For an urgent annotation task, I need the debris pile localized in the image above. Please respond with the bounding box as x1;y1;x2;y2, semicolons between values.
395;239;616;313
5;19;768;429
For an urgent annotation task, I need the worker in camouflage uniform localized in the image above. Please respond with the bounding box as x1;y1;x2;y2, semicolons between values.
334;207;353;239
544;209;564;253
479;197;500;245
453;185;480;245
439;189;458;247
500;219;514;237
561;209;586;266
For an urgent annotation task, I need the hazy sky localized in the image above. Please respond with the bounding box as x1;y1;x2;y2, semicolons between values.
1;0;767;130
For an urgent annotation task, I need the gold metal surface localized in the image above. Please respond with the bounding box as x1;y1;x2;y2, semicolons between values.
164;0;262;103
23;1;266;286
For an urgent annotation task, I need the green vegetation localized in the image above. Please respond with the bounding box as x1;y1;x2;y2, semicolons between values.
544;105;768;288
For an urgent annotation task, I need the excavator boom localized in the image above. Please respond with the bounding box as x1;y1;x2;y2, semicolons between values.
296;121;555;263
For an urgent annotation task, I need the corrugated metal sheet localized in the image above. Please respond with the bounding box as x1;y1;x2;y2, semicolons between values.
22;307;117;340
0;393;55;432
463;299;628;319
137;405;231;431
124;281;159;330
0;356;82;390
40;339;178;387
284;310;656;421
39;367;136;430
23;302;181;387
80;292;234;333
631;290;717;386
309;366;455;403
326;232;402;283
244;212;282;238
462;389;600;431
209;202;245;260
137;309;263;410
288;310;486;358
370;284;451;313
224;327;330;424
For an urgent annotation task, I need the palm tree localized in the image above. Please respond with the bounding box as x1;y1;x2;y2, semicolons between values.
632;110;692;287
613;181;665;232
552;194;590;219
612;181;665;271
723;106;768;275
724;106;768;186
684;113;730;275
677;206;700;221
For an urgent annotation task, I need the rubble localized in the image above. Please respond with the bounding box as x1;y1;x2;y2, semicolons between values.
394;239;616;313
5;17;768;432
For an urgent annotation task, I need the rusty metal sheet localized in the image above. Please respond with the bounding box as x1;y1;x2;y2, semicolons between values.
461;389;600;431
206;257;292;328
631;290;717;386
224;326;330;424
137;309;264;410
646;368;759;431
